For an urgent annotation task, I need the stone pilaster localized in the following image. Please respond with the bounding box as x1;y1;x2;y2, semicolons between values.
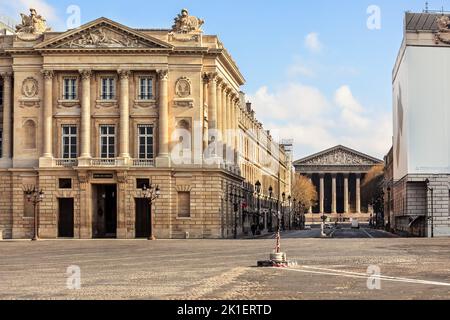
156;69;170;167
221;85;228;145
216;79;223;142
207;72;218;131
40;70;54;167
0;72;12;164
202;73;209;153
79;70;92;162
118;70;131;163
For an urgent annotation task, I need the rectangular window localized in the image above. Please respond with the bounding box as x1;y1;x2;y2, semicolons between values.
139;77;153;100
178;192;191;218
62;125;77;159
100;125;116;158
101;77;115;100
136;178;150;190
138;125;154;159
63;78;77;100
59;178;72;189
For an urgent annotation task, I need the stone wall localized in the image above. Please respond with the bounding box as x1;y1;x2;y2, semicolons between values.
0;171;12;238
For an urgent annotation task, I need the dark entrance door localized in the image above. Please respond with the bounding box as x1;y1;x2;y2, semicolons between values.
135;198;150;238
93;184;117;238
58;198;74;238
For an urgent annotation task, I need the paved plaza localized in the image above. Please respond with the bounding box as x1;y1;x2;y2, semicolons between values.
1;229;450;300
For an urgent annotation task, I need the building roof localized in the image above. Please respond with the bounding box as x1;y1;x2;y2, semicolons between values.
405;12;448;32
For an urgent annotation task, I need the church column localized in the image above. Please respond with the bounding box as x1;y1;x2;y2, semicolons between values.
332;173;337;214
156;69;170;167
41;70;54;159
344;173;349;214
356;173;361;214
319;173;325;214
118;70;131;161
79;70;92;160
308;175;313;214
1;72;12;160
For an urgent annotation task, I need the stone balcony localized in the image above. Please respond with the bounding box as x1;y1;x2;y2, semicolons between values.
52;158;155;168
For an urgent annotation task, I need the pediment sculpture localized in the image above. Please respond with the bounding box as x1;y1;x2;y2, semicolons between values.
172;9;204;34
435;15;450;44
64;27;145;48
15;8;51;41
302;150;375;166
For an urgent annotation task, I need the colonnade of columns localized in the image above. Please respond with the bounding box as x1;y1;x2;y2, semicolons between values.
202;72;240;163
0;72;12;162
309;173;362;214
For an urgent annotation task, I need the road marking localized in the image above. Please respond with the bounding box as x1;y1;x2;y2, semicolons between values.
362;229;374;238
277;266;450;287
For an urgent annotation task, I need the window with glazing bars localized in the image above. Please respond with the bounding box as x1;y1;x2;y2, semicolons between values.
63;78;77;100
101;78;115;100
139;77;153;100
100;125;116;158
138;125;154;159
62;125;77;159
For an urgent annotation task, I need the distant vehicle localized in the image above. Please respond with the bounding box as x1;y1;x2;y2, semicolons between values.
351;219;360;229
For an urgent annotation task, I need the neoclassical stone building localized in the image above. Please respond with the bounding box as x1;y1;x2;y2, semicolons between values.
0;9;291;239
294;145;383;222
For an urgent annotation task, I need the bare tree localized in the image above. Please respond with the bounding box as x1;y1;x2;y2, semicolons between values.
291;173;318;213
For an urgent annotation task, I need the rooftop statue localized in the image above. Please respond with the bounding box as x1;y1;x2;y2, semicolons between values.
15;8;50;40
172;9;204;34
435;15;450;44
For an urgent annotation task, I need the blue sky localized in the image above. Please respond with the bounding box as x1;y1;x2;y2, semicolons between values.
2;0;449;159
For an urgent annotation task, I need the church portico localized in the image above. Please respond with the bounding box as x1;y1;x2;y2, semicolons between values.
294;146;383;222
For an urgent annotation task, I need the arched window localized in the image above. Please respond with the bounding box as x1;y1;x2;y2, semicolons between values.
23;120;36;149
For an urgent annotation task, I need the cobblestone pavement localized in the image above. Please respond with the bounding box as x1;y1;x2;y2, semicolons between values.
1;238;450;300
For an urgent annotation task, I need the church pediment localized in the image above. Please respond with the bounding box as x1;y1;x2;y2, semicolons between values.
35;17;173;50
294;145;382;166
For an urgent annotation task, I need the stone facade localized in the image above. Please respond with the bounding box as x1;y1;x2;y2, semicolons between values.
0;9;291;239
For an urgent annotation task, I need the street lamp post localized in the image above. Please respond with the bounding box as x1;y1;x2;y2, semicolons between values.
269;186;273;233
255;180;261;235
23;186;44;241
387;186;392;231
288;195;292;230
229;186;242;239
425;179;434;238
141;183;161;240
282;192;286;231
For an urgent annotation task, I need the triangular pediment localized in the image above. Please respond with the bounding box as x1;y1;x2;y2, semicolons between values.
294;145;383;166
35;17;173;50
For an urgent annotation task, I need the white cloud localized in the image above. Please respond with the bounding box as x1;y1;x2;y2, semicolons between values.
0;0;63;30
305;32;322;53
247;83;392;160
287;56;316;78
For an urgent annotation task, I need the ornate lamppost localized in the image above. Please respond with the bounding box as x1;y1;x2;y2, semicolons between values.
23;186;44;241
255;180;261;235
268;186;273;232
229;186;243;239
141;183;161;240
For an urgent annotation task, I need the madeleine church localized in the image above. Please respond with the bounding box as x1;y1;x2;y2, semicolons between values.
0;9;291;239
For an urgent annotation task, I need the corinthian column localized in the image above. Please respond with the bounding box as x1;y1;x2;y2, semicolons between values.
41;70;54;159
344;173;349;214
320;174;325;214
332;174;337;214
207;72;218;131
202;73;209;152
221;87;228;145
79;70;92;160
118;70;131;161
216;80;223;141
1;72;12;161
356;174;361;214
156;69;170;167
